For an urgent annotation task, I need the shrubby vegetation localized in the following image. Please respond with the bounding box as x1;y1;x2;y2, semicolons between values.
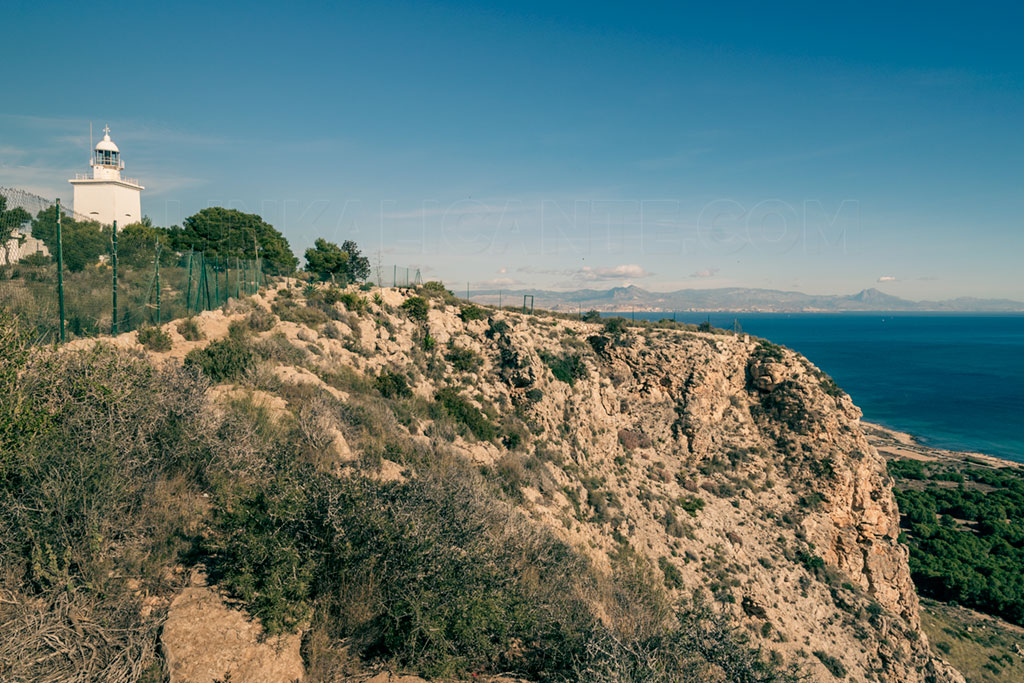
176;316;204;341
540;350;587;385
890;459;1024;625
400;295;429;321
184;336;254;382
136;324;172;351
0;298;802;681
0;317;208;679
435;387;497;440
459;303;485;321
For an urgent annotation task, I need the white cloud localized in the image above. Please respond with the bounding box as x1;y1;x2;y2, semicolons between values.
480;277;520;287
877;275;897;282
575;264;651;281
689;268;719;278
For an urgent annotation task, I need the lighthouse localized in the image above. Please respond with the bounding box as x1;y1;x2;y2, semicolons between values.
69;125;144;228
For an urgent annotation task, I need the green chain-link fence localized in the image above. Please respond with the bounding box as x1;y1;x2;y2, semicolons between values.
1;189;283;343
3;189;445;343
0;240;276;343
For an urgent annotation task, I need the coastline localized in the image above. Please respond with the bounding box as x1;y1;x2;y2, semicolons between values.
862;421;1023;471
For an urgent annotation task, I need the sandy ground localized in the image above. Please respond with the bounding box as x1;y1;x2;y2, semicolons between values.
863;421;1022;471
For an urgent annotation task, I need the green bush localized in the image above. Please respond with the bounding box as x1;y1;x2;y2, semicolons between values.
540;351;587;385
401;296;429;321
208;466;596;678
797;550;825;572
206;477;315;633
252;332;307;365
176;317;204;341
888;458;927;480
486;319;510;338
459;304;485;321
446;345;481;373
603;317;629;337
375;370;412;399
678;495;705;518
184;337;254;382
313;286;342;305
227;318;251;341
338;292;368;313
136;325;172;351
753;340;785;362
435;387;497;440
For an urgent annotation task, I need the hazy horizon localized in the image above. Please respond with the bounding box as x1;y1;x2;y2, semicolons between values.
3;2;1022;300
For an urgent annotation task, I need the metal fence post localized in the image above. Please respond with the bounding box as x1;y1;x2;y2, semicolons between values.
155;241;161;324
185;248;194;316
205;255;212;309
194;252;204;312
254;238;261;292
55;198;66;342
111;220;118;335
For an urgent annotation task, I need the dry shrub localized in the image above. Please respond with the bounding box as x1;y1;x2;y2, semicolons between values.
0;591;162;683
618;428;652;450
0;332;208;681
294;394;341;467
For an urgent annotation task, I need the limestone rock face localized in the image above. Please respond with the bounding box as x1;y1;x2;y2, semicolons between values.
162;575;303;683
483;321;964;681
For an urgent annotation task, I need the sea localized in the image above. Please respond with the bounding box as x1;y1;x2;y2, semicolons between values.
607;312;1024;463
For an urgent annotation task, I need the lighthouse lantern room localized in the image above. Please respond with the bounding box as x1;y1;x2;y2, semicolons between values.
69;125;144;228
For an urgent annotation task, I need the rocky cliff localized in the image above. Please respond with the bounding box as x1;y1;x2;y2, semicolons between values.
80;282;962;681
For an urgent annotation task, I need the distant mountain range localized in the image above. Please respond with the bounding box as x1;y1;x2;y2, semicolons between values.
468;285;1024;313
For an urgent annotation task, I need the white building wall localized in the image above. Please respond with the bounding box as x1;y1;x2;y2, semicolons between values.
1;229;49;266
71;182;143;228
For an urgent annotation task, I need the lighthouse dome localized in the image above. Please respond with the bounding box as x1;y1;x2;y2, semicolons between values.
95;132;119;153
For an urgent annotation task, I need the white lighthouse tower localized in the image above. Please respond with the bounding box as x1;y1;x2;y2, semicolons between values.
68;125;144;228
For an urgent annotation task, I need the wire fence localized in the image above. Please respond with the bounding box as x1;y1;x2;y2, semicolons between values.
0;243;274;344
1;188;439;343
1;188;283;343
380;264;422;289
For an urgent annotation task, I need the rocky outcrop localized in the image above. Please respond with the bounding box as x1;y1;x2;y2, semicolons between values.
129;284;961;681
162;573;304;683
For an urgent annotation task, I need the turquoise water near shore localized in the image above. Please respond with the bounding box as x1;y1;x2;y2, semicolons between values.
610;312;1024;462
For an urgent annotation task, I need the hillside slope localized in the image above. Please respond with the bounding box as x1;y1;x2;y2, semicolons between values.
2;282;964;681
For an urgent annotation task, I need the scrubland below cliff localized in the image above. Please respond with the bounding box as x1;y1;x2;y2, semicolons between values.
0;281;964;682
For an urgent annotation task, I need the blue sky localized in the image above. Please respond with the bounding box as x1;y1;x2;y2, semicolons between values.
2;1;1022;299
